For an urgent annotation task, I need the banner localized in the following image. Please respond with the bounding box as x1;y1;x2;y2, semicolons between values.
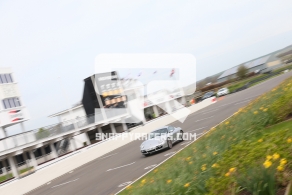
0;107;29;127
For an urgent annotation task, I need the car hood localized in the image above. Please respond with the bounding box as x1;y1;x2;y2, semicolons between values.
141;138;165;149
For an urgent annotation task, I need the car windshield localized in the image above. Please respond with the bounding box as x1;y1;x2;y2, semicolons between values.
219;88;225;91
149;128;168;139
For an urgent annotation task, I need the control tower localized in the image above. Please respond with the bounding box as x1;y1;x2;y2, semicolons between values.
0;67;30;138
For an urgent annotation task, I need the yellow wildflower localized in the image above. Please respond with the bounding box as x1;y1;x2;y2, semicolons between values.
184;183;190;188
213;152;218;155
154;169;158;173
141;179;146;184
189;161;193;165
280;158;287;165
167;179;172;184
201;164;207;171
277;165;284;171
254;111;258;114
272;153;280;160
260;107;264;110
263;108;268;112
287;138;292;143
186;157;191;161
225;172;230;177
229;167;236;173
266;155;272;160
212;163;219;168
263;160;272;168
258;139;263;142
225;121;229;125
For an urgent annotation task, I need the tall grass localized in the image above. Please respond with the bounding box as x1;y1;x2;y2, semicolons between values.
120;77;292;195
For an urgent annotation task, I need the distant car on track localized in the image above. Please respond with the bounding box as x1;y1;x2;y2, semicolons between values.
201;91;216;100
140;126;183;156
283;69;289;73
217;87;229;97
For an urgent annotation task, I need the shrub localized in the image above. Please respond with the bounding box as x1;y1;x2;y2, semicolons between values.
36;128;50;140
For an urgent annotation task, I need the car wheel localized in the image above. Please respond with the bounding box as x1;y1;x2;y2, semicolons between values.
144;153;149;157
167;139;173;149
179;130;184;142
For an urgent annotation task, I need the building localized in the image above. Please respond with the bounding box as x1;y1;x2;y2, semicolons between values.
276;45;292;64
0;67;30;138
49;71;131;145
0;67;32;180
0;70;187;181
48;72;187;143
217;51;284;83
143;88;186;121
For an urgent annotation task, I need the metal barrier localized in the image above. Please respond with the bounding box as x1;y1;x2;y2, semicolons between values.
231;71;284;93
0;112;105;153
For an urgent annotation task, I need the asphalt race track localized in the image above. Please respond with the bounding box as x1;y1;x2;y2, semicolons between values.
27;72;292;195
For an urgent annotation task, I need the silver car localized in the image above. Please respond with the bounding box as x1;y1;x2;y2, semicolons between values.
140;126;184;156
217;87;229;97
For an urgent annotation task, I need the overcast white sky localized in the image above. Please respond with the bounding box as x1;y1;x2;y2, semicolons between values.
1;0;292;134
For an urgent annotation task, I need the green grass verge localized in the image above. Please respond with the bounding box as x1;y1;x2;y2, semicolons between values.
227;74;268;93
20;167;33;174
0;166;33;183
249;73;282;87
0;173;13;183
120;76;292;195
273;64;292;74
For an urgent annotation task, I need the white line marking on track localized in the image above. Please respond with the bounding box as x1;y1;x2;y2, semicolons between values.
234;100;251;105
51;178;79;188
201;109;218;114
118;181;132;187
144;164;157;170
107;162;135;172
100;153;118;159
181;141;191;145
164;152;176;156
189;127;207;132
195;116;213;122
115;112;238;195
